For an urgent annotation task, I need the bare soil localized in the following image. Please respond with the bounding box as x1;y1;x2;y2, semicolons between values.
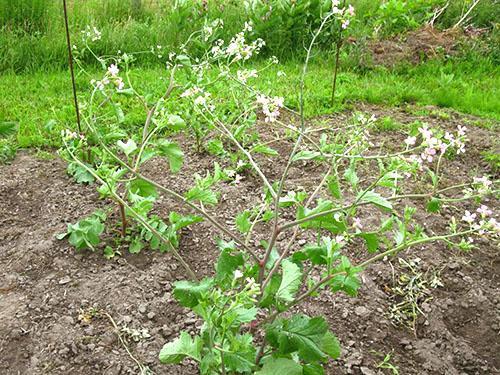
1;104;498;375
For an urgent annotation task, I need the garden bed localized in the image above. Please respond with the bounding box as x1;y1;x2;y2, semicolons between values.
0;105;498;374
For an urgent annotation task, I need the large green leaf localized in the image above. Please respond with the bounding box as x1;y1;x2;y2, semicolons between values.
276;259;302;303
357;191;392;212
185;186;218;205
158;140;184;173
256;358;302;374
173;278;213;308
159;331;202;364
216;241;244;284
266;314;340;362
117;139;137;156
128;178;158;199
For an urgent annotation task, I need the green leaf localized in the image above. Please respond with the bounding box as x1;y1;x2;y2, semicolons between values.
252;144;279;156
266;314;339;362
113;103;125;123
224;333;257;373
276;259;302;303
256;358;302;375
303;363;325;375
357;232;379;253
159;331;202;364
296;199;346;234
176;54;191;67
357;191;392;212
327;174;342;199
329;256;362;296
129;239;143;254
216;244;244;283
426;197;441;213
128;178;158;199
344;165;359;188
117;139;137;157
235;211;252;234
260;273;281;308
157;140;183;173
167;114;186;131
67;161;95;184
173;278;213;308
185;186;218;205
292;150;322;162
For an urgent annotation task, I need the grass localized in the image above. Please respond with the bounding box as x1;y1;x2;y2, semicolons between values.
0;54;498;149
1;0;498;73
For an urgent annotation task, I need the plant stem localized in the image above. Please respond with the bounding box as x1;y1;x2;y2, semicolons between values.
262;229;477;325
64;141;198;280
330;0;346;106
118;201;127;236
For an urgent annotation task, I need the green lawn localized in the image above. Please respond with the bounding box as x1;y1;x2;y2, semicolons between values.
1;56;498;149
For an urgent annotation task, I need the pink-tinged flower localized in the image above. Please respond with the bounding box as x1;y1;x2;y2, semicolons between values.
488;218;500;232
418;124;432;140
352;217;363;230
461;210;477;224
440;142;449;154
335;235;345;246
444;132;455;143
457;125;467;137
115;77;124;90
347;4;355;16
477;205;492;217
473;176;492;189
421;147;436;163
404;136;416;146
341;19;350;29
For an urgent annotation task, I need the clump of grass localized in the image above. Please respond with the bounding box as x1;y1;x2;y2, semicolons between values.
375;116;405;132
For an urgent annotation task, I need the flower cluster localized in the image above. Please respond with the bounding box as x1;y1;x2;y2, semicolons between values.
256;94;284;123
90;64;124;91
181;86;214;110
211;23;265;62
81;25;101;42
404;124;467;166
331;0;355;30
61;129;85;141
236;69;258;84
462;205;499;234
203;18;224;41
151;44;163;59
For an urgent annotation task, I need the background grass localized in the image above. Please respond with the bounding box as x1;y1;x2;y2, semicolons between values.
0;0;498;159
1;0;498;73
1;55;497;149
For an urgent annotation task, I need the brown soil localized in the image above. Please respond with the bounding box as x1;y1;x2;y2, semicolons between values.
369;26;460;67
0;104;498;374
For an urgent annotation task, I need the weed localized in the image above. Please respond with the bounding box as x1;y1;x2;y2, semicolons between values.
388;258;443;333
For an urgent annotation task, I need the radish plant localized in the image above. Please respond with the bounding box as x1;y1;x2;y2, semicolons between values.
60;5;498;374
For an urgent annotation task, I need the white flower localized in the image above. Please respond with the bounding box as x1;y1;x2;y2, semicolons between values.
457;125;467;137
352;217;363;230
234;270;244;279
341;19;350;29
256;95;284;123
404;136;416;146
237;69;258;84
461;210;477;224
107;64;119;77
335;235;346;246
477;205;492;217
277;70;286;77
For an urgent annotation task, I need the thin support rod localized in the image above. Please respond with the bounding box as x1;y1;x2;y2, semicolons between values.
62;0;81;133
